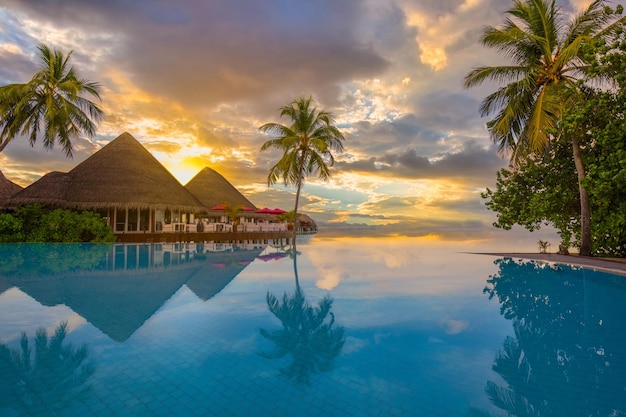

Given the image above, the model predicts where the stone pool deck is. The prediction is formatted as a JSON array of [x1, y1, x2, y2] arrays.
[[473, 252, 626, 276]]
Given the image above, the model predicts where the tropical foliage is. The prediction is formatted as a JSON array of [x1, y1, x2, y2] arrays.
[[0, 322, 95, 414], [259, 96, 345, 239], [469, 258, 626, 416], [0, 43, 103, 157], [259, 287, 345, 385], [482, 34, 626, 256], [259, 232, 344, 385], [0, 204, 115, 243], [464, 0, 625, 256]]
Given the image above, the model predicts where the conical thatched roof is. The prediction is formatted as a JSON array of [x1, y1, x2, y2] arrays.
[[5, 171, 70, 208], [185, 247, 264, 300], [0, 170, 22, 201], [185, 166, 256, 210], [7, 132, 207, 212]]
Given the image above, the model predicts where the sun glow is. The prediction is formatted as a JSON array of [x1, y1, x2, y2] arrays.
[[163, 160, 206, 185]]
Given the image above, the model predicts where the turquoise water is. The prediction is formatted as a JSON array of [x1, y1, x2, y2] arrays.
[[0, 238, 625, 416]]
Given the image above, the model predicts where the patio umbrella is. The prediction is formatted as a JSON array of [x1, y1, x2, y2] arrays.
[[256, 207, 286, 214], [211, 204, 255, 211], [257, 253, 288, 262]]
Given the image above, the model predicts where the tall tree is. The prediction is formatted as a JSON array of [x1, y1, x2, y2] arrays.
[[259, 96, 345, 242], [0, 43, 103, 158], [259, 244, 345, 385], [464, 0, 624, 256]]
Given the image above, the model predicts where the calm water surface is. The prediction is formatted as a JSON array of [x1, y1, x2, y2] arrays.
[[0, 237, 624, 416]]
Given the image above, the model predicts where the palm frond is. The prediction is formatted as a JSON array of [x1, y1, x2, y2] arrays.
[[0, 43, 102, 156], [259, 96, 345, 197]]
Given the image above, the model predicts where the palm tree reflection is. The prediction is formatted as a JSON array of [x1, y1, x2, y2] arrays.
[[469, 258, 626, 417], [0, 321, 95, 415], [260, 242, 345, 385]]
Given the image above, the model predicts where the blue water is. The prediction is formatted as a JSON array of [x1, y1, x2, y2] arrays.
[[0, 238, 625, 416]]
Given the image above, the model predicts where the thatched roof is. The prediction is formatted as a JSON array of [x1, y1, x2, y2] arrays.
[[297, 213, 317, 227], [185, 166, 257, 211], [5, 171, 71, 208], [0, 170, 22, 201], [185, 247, 264, 300], [7, 132, 207, 212]]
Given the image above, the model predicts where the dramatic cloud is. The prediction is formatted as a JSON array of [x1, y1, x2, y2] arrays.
[[0, 0, 578, 242]]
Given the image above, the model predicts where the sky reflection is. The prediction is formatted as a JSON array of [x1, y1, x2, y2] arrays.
[[2, 237, 622, 416]]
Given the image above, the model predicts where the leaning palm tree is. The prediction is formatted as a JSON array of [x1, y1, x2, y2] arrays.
[[0, 43, 103, 157], [259, 96, 345, 242], [259, 245, 344, 385], [464, 0, 624, 256]]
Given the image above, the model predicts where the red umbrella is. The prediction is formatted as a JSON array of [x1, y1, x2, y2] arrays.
[[211, 204, 255, 211], [257, 253, 288, 262], [256, 207, 286, 214]]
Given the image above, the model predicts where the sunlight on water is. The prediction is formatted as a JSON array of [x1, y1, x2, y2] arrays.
[[0, 237, 624, 416]]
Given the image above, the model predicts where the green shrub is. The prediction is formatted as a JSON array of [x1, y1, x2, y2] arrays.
[[32, 209, 115, 243], [0, 213, 23, 242], [0, 205, 115, 243]]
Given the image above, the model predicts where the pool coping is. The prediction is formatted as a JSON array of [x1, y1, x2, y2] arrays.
[[470, 252, 626, 277]]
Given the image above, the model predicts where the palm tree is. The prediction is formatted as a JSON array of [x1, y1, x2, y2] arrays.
[[463, 0, 624, 256], [259, 246, 345, 385], [0, 43, 103, 158], [222, 201, 243, 232], [0, 322, 95, 414], [259, 96, 345, 242]]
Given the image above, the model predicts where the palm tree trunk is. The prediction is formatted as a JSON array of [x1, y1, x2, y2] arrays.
[[292, 150, 305, 244], [572, 136, 592, 256], [293, 241, 300, 289]]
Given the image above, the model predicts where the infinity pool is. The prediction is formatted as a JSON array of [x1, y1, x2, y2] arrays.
[[0, 238, 624, 416]]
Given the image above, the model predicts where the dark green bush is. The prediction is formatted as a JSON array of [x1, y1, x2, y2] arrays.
[[0, 213, 24, 242], [0, 205, 115, 243]]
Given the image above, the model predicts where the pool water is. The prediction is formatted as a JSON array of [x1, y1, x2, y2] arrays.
[[0, 238, 624, 416]]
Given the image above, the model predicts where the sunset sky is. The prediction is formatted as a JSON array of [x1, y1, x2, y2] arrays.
[[0, 0, 590, 243]]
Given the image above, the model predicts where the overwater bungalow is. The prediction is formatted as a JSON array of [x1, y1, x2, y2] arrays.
[[3, 132, 295, 242]]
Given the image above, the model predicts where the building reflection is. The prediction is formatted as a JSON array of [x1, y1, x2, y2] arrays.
[[0, 242, 272, 342], [470, 258, 626, 417]]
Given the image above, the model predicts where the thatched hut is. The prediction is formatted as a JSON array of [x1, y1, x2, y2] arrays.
[[5, 171, 70, 208], [297, 213, 318, 233], [185, 167, 259, 228], [6, 132, 207, 234], [185, 167, 256, 210], [0, 170, 22, 203]]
